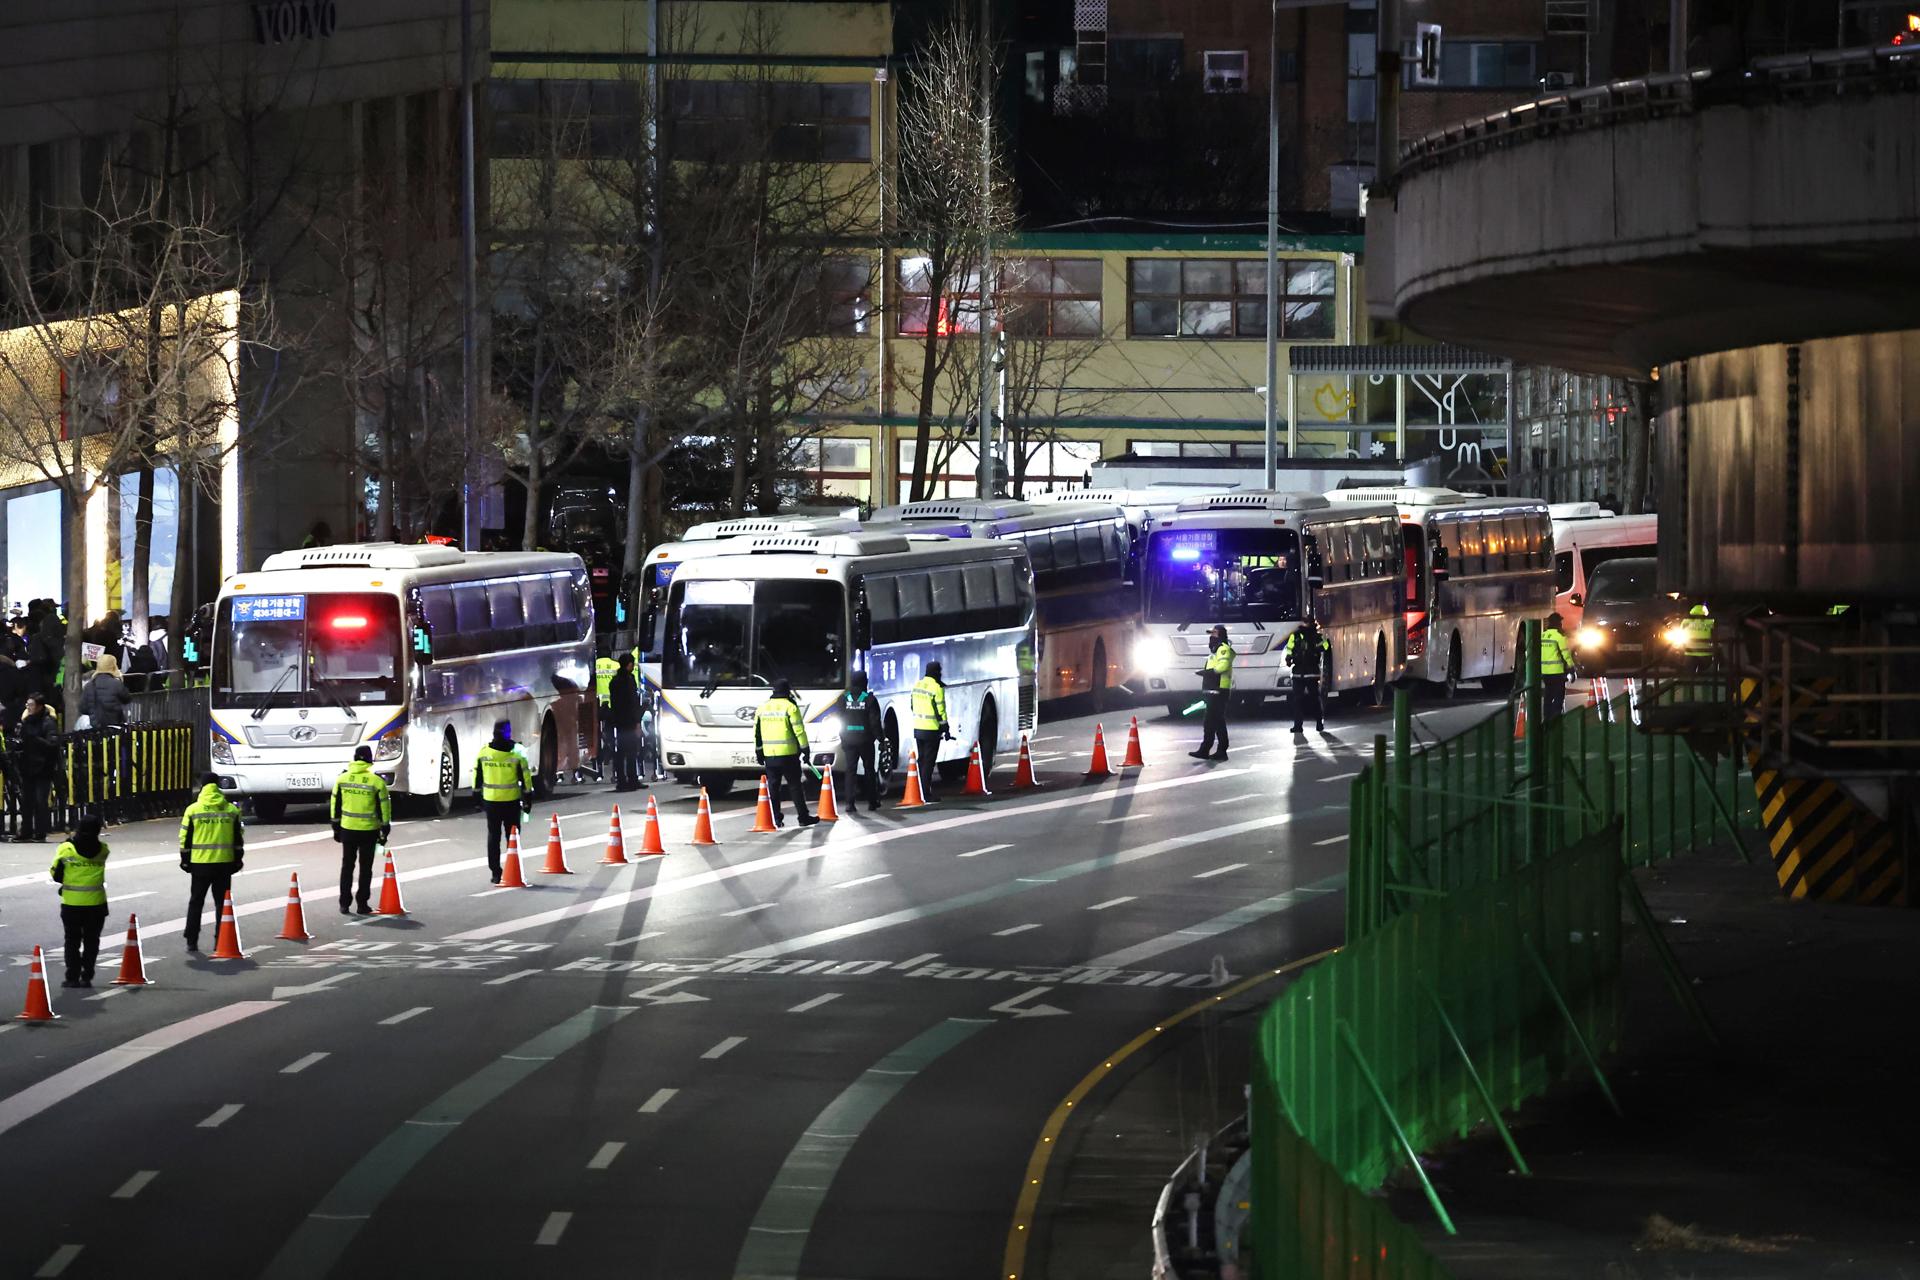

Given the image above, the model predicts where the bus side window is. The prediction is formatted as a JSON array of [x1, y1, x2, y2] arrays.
[[1050, 527, 1080, 572], [961, 562, 997, 633], [551, 573, 584, 640], [1554, 550, 1576, 593], [487, 581, 527, 651], [522, 576, 559, 646], [1457, 520, 1484, 576], [864, 575, 900, 646], [1503, 515, 1531, 573], [992, 559, 1026, 624], [929, 567, 965, 627], [1361, 520, 1389, 579], [895, 572, 935, 642], [452, 585, 488, 658], [1076, 522, 1105, 570], [1025, 531, 1054, 575], [420, 587, 457, 658]]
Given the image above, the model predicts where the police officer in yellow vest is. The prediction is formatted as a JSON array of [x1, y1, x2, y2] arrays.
[[594, 653, 620, 770], [1191, 626, 1235, 760], [50, 813, 108, 987], [179, 773, 244, 952], [474, 719, 533, 884], [755, 679, 817, 828], [1683, 602, 1714, 662], [331, 745, 392, 915], [1284, 618, 1331, 735], [910, 662, 950, 801], [1540, 612, 1573, 720]]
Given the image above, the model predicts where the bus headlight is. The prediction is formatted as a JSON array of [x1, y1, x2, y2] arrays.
[[1574, 626, 1607, 651], [211, 734, 233, 765], [1662, 622, 1692, 649], [1136, 636, 1174, 674], [374, 735, 404, 761], [818, 714, 842, 738]]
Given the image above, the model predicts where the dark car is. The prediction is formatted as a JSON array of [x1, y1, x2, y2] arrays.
[[1569, 557, 1693, 676]]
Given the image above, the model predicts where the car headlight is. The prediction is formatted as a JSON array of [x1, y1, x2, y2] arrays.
[[1662, 622, 1693, 648], [1136, 636, 1174, 674], [818, 714, 842, 737], [210, 734, 233, 765], [374, 735, 404, 761], [1574, 626, 1607, 651]]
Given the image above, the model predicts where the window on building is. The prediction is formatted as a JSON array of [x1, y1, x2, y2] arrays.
[[489, 78, 639, 160], [1109, 37, 1184, 86], [803, 257, 874, 336], [1413, 41, 1540, 89], [898, 257, 1101, 338], [792, 437, 873, 503], [1203, 51, 1248, 93], [664, 77, 870, 163], [1130, 440, 1267, 459], [894, 439, 1099, 502], [1127, 258, 1336, 341]]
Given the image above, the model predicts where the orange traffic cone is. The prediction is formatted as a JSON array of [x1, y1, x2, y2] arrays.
[[500, 828, 529, 887], [1013, 734, 1039, 789], [211, 888, 246, 959], [376, 848, 406, 916], [816, 766, 840, 821], [1122, 716, 1146, 768], [601, 805, 629, 865], [691, 788, 719, 846], [751, 775, 778, 833], [964, 742, 992, 796], [637, 796, 666, 856], [898, 751, 928, 808], [1513, 700, 1529, 741], [540, 813, 573, 874], [1085, 723, 1113, 777], [277, 872, 312, 942], [16, 945, 57, 1020], [110, 915, 151, 986]]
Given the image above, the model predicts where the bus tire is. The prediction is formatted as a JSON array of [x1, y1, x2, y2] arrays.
[[1089, 642, 1108, 713], [429, 733, 459, 818], [696, 773, 734, 799], [533, 713, 559, 799], [977, 699, 999, 775], [879, 712, 900, 796], [1370, 637, 1389, 708], [252, 796, 287, 824], [1443, 638, 1463, 701]]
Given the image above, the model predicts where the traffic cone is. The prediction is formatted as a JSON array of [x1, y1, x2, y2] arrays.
[[1013, 734, 1039, 790], [1085, 724, 1113, 778], [375, 848, 406, 916], [276, 872, 312, 942], [540, 813, 573, 874], [637, 796, 666, 855], [751, 775, 778, 833], [500, 828, 530, 887], [15, 946, 56, 1021], [816, 766, 840, 821], [898, 750, 928, 808], [1512, 700, 1528, 741], [601, 805, 629, 865], [211, 888, 246, 959], [110, 915, 151, 986], [1122, 716, 1146, 768], [964, 742, 992, 796], [691, 788, 719, 846]]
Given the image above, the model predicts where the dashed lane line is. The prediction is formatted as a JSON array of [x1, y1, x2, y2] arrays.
[[282, 1053, 330, 1075], [140, 857, 490, 945], [33, 1245, 81, 1278], [86, 989, 126, 1003], [831, 873, 891, 888], [1097, 814, 1149, 825], [1314, 833, 1349, 846], [197, 1104, 244, 1130], [638, 1088, 677, 1113], [484, 969, 541, 986], [586, 1142, 625, 1171], [788, 992, 842, 1013], [1088, 896, 1136, 911], [993, 923, 1041, 937], [0, 854, 177, 891], [535, 1211, 572, 1246], [1193, 862, 1248, 879], [388, 838, 449, 852], [892, 953, 939, 969], [1081, 873, 1347, 969], [236, 862, 298, 878], [611, 931, 665, 946], [1320, 770, 1360, 782], [110, 1171, 158, 1200], [956, 844, 1010, 859], [723, 903, 775, 918], [702, 1036, 746, 1060], [1211, 792, 1264, 805], [378, 1007, 431, 1026]]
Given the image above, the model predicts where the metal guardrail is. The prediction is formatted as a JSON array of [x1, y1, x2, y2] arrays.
[[1, 722, 198, 837]]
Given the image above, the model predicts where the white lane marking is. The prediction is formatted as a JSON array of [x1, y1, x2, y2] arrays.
[[702, 1036, 746, 1060], [198, 1104, 244, 1129], [993, 923, 1041, 937], [471, 887, 518, 898], [86, 988, 126, 1002], [236, 862, 298, 877], [1212, 792, 1264, 805], [788, 992, 842, 1013], [1084, 873, 1346, 969], [246, 830, 337, 851], [1098, 814, 1148, 825], [141, 857, 490, 944], [1031, 735, 1062, 742], [0, 853, 177, 891], [483, 969, 540, 986], [111, 890, 156, 902], [111, 1170, 158, 1199], [281, 1052, 330, 1075], [534, 1211, 572, 1246], [379, 1007, 431, 1026], [892, 952, 939, 970], [447, 769, 1257, 943], [252, 944, 277, 954], [1314, 833, 1350, 846], [34, 1245, 82, 1278], [611, 931, 665, 946], [557, 811, 604, 820], [831, 873, 891, 888], [956, 844, 1010, 859], [1194, 862, 1249, 879], [389, 838, 449, 851], [722, 903, 774, 918], [0, 1003, 278, 1140], [1088, 896, 1136, 911], [586, 1141, 625, 1170], [638, 1088, 678, 1113], [1321, 770, 1360, 781]]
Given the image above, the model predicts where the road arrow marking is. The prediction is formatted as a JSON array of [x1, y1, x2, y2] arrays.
[[271, 973, 355, 1000], [629, 976, 709, 1005], [988, 986, 1069, 1019]]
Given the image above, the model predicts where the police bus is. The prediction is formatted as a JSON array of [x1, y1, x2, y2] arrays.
[[657, 529, 1036, 794], [1026, 487, 1210, 583], [868, 499, 1135, 707], [1326, 487, 1556, 698], [208, 543, 597, 821], [1132, 491, 1405, 713]]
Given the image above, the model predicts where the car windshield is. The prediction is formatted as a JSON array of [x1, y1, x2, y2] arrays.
[[1144, 528, 1301, 624], [1588, 559, 1660, 603], [663, 578, 845, 689], [212, 592, 404, 709]]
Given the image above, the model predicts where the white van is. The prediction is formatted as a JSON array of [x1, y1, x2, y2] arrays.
[[1550, 504, 1658, 631]]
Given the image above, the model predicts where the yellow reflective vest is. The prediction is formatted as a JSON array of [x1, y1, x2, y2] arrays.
[[755, 696, 808, 758], [1540, 627, 1572, 676], [475, 744, 532, 804], [1684, 604, 1714, 655], [52, 840, 108, 907], [180, 784, 243, 864], [910, 676, 947, 732], [1205, 642, 1236, 691], [594, 656, 619, 703], [331, 760, 392, 832]]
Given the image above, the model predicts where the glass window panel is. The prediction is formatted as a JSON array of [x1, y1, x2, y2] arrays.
[[899, 256, 934, 295], [1131, 299, 1177, 336], [962, 562, 999, 611], [522, 578, 557, 626], [1472, 44, 1503, 86], [1235, 260, 1267, 296], [552, 575, 580, 626], [1441, 45, 1471, 85], [820, 438, 869, 470], [1129, 259, 1179, 295], [1002, 300, 1048, 337], [453, 585, 488, 634], [1283, 300, 1333, 339], [1181, 300, 1232, 336], [1132, 441, 1181, 457], [1054, 259, 1102, 295], [1000, 258, 1044, 292], [1504, 43, 1535, 86], [818, 125, 869, 162], [1236, 302, 1267, 338], [1348, 78, 1376, 122], [895, 572, 934, 622], [898, 299, 931, 336], [1183, 260, 1231, 295], [1052, 298, 1101, 336], [1285, 260, 1336, 297], [820, 83, 870, 120]]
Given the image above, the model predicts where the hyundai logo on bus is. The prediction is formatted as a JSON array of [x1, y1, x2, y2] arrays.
[[289, 725, 317, 743], [735, 706, 757, 723]]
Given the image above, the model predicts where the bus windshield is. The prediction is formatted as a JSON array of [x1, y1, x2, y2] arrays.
[[213, 592, 404, 710], [663, 578, 845, 689], [1145, 529, 1302, 624]]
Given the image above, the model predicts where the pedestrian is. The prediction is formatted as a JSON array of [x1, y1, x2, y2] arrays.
[[594, 651, 620, 776], [1284, 618, 1330, 735], [330, 745, 391, 915], [754, 679, 817, 828], [29, 610, 63, 700], [909, 661, 949, 800], [50, 813, 109, 987], [178, 773, 244, 952], [835, 669, 883, 811], [13, 692, 58, 843], [1191, 625, 1235, 760], [608, 652, 643, 791], [1540, 612, 1572, 720], [473, 719, 532, 884]]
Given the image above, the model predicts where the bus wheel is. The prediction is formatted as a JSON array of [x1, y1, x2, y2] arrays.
[[430, 734, 458, 818], [1089, 642, 1109, 713], [977, 700, 999, 775], [533, 714, 559, 799], [1444, 640, 1463, 701], [252, 796, 287, 824], [696, 774, 735, 799], [1370, 637, 1390, 708], [878, 713, 900, 796]]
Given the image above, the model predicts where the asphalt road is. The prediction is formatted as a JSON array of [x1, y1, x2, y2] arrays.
[[0, 691, 1502, 1279]]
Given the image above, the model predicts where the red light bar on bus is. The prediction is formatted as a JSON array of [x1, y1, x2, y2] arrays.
[[329, 615, 369, 631]]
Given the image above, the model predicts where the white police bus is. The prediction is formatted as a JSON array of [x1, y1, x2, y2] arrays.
[[657, 530, 1036, 793], [208, 543, 597, 821], [1132, 491, 1405, 713]]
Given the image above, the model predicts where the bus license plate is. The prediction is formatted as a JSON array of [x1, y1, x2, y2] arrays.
[[288, 774, 322, 790], [730, 752, 758, 768]]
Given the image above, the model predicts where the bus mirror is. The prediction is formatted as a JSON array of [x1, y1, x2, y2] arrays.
[[1302, 533, 1324, 590], [853, 601, 873, 651], [1568, 592, 1582, 608], [1431, 544, 1449, 581], [411, 622, 435, 666]]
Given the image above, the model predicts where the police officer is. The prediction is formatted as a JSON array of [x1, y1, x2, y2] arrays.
[[331, 745, 391, 915], [594, 651, 620, 774], [1284, 618, 1331, 735], [1191, 626, 1234, 760], [179, 773, 244, 952], [1683, 602, 1715, 667], [910, 662, 950, 800], [836, 670, 883, 811], [608, 653, 644, 791], [1540, 612, 1573, 720], [51, 813, 108, 987], [755, 679, 817, 828], [473, 719, 533, 883]]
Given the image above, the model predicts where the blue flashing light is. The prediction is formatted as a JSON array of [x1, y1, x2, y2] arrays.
[[1170, 546, 1202, 562]]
